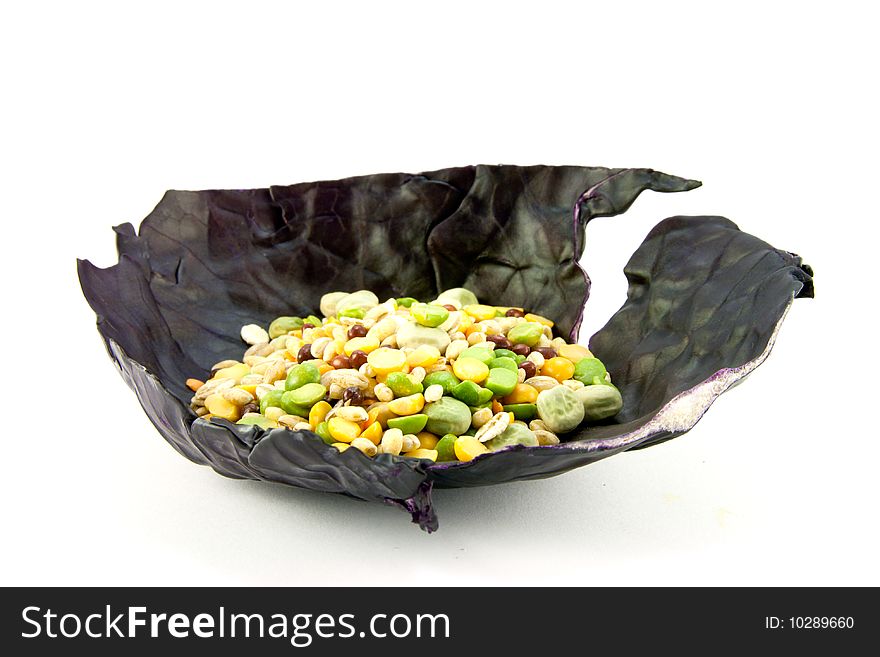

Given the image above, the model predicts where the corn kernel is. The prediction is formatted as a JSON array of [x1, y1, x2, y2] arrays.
[[463, 304, 497, 321], [204, 393, 241, 422], [367, 347, 408, 375], [405, 448, 438, 461], [327, 417, 362, 443], [454, 436, 489, 462], [542, 357, 576, 383], [502, 384, 539, 405], [491, 399, 504, 414], [407, 345, 441, 368], [186, 378, 204, 392], [558, 343, 593, 363], [387, 393, 425, 416], [344, 336, 380, 355], [332, 442, 350, 452], [415, 431, 439, 450], [452, 357, 489, 383], [365, 405, 381, 425], [236, 384, 258, 397], [309, 400, 332, 428], [360, 421, 384, 445]]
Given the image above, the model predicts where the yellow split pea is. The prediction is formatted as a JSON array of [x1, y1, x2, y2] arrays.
[[524, 313, 554, 328], [387, 393, 425, 416], [462, 304, 497, 321], [368, 348, 407, 375], [344, 336, 380, 355], [204, 394, 240, 422], [452, 357, 489, 383], [558, 343, 592, 363], [407, 345, 441, 368]]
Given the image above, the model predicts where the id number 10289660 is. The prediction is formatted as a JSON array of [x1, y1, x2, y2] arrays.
[[790, 617, 854, 629], [765, 616, 855, 630]]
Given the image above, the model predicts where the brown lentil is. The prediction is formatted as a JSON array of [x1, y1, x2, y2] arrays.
[[347, 324, 368, 339], [349, 349, 369, 370], [486, 334, 512, 350], [343, 386, 363, 405], [511, 343, 531, 357], [297, 344, 313, 363]]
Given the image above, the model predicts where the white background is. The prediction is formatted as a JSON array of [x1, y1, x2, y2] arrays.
[[2, 1, 877, 586]]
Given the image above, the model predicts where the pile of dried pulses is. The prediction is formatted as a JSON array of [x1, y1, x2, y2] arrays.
[[187, 288, 622, 463]]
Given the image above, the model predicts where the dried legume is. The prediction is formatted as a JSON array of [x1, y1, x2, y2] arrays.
[[187, 287, 622, 461]]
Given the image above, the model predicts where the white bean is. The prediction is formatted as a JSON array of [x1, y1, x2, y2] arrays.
[[375, 383, 394, 402], [474, 412, 511, 443], [472, 407, 493, 428], [336, 406, 369, 423], [445, 339, 469, 361], [379, 428, 403, 455], [241, 324, 270, 345], [402, 434, 421, 452], [254, 383, 275, 400], [351, 437, 378, 457], [424, 384, 444, 403], [467, 332, 486, 345], [310, 337, 332, 359]]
